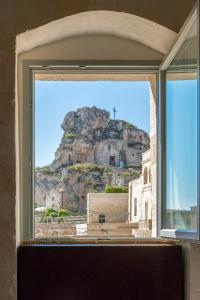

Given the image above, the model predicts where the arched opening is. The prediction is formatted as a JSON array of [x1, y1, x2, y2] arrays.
[[144, 167, 148, 185], [16, 10, 177, 241]]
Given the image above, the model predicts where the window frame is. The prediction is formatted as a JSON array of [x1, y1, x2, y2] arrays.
[[159, 5, 200, 240], [19, 60, 159, 241]]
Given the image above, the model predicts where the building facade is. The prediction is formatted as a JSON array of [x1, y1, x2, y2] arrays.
[[128, 149, 153, 237]]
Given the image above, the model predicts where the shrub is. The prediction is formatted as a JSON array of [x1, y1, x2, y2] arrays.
[[59, 208, 71, 217], [64, 133, 78, 139], [126, 123, 135, 129], [105, 185, 128, 193], [43, 208, 59, 217], [42, 207, 76, 218], [69, 163, 104, 173]]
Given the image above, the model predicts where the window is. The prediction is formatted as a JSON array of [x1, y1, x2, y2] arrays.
[[145, 202, 148, 220], [109, 156, 116, 166], [149, 167, 151, 183], [99, 214, 106, 224], [134, 198, 137, 216], [31, 71, 157, 240], [143, 167, 148, 184], [160, 8, 198, 239]]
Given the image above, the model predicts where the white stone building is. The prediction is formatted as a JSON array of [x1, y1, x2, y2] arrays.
[[128, 149, 153, 237], [128, 86, 157, 238], [128, 148, 157, 237]]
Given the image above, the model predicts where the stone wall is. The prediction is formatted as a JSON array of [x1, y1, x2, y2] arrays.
[[35, 216, 87, 237], [87, 193, 129, 224], [87, 223, 133, 237]]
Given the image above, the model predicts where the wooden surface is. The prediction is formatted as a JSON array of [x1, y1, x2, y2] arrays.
[[18, 244, 183, 300]]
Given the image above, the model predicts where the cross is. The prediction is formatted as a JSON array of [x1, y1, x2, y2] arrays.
[[113, 106, 117, 120]]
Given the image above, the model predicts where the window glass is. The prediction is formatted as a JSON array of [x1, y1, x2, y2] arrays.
[[165, 20, 198, 231], [34, 75, 157, 239]]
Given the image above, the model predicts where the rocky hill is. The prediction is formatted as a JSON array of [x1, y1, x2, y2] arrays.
[[35, 106, 149, 213]]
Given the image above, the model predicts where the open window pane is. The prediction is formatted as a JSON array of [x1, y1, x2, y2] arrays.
[[34, 73, 157, 239], [164, 19, 198, 234]]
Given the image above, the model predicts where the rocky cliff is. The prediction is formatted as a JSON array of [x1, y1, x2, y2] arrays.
[[35, 106, 149, 213]]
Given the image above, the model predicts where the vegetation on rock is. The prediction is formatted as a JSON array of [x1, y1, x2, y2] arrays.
[[38, 166, 55, 175], [105, 185, 128, 193], [68, 163, 105, 173], [64, 133, 79, 139], [126, 122, 136, 129]]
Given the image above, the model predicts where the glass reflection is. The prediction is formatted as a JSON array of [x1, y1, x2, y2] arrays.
[[165, 20, 197, 231]]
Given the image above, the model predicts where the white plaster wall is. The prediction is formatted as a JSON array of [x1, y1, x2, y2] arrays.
[[16, 11, 177, 55], [129, 178, 142, 223]]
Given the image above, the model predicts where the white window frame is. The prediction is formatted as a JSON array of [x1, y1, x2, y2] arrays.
[[19, 62, 159, 241], [159, 5, 199, 240]]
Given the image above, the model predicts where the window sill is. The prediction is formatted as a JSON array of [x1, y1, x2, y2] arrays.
[[21, 238, 176, 246], [160, 229, 197, 240]]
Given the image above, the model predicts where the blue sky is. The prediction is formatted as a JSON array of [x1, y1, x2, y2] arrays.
[[35, 80, 150, 167]]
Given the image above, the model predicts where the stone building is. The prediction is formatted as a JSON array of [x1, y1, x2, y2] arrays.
[[87, 193, 134, 237], [128, 149, 153, 237], [128, 87, 157, 238]]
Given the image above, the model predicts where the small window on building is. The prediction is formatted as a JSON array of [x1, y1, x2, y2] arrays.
[[134, 198, 137, 216], [99, 214, 106, 224], [68, 154, 71, 161], [145, 202, 148, 220], [144, 167, 148, 184], [149, 167, 151, 183], [108, 144, 111, 151], [109, 155, 115, 166]]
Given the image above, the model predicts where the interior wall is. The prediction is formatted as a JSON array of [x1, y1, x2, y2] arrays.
[[0, 1, 197, 299], [19, 34, 164, 61]]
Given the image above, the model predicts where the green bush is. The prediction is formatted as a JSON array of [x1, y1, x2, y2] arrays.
[[105, 185, 128, 193], [64, 133, 78, 139], [59, 208, 71, 217], [69, 163, 104, 173], [42, 207, 77, 218], [43, 208, 59, 217], [126, 123, 135, 129]]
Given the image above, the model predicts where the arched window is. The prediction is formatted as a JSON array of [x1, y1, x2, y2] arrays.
[[145, 202, 148, 220], [149, 167, 151, 183], [144, 167, 148, 184], [134, 198, 137, 217]]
